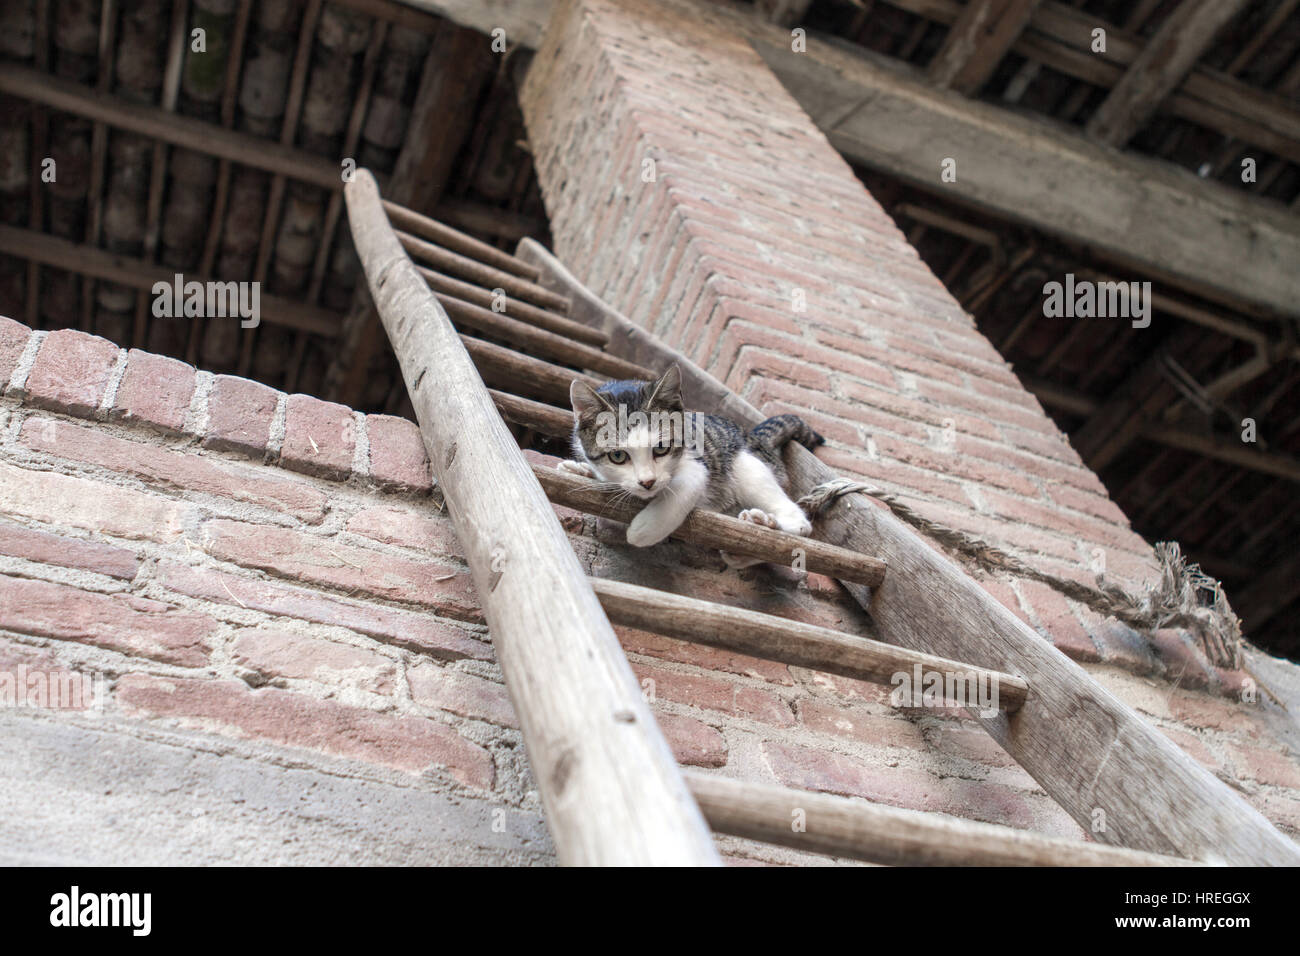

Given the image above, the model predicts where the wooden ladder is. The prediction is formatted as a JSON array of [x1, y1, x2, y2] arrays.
[[343, 170, 1299, 867]]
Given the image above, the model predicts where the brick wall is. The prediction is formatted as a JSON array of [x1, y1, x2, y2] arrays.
[[1, 319, 1297, 863]]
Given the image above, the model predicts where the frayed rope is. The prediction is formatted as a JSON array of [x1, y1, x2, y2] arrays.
[[798, 478, 1242, 670]]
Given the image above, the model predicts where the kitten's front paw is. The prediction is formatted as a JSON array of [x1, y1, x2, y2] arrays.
[[720, 550, 764, 569], [557, 459, 597, 479], [738, 508, 780, 529], [626, 509, 676, 546]]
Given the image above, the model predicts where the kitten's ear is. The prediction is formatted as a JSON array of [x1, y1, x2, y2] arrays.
[[648, 364, 684, 410], [570, 379, 612, 425]]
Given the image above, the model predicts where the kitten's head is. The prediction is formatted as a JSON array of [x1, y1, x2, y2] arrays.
[[570, 365, 687, 500]]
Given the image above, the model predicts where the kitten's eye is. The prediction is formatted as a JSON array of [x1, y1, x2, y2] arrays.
[[606, 450, 629, 464], [652, 444, 673, 458]]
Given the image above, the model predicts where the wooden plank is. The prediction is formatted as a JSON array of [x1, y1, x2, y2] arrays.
[[1235, 555, 1300, 632], [0, 64, 342, 190], [396, 230, 569, 311], [436, 291, 649, 379], [418, 265, 608, 346], [386, 201, 541, 281], [344, 170, 719, 866], [463, 335, 601, 405], [489, 388, 572, 436], [534, 465, 888, 588], [747, 34, 1300, 321], [686, 773, 1194, 866], [518, 238, 1300, 865], [1085, 0, 1250, 147], [0, 225, 340, 338], [590, 577, 1026, 709], [755, 0, 814, 27], [927, 0, 1043, 95]]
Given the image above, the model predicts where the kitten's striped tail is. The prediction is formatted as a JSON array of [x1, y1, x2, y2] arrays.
[[746, 414, 824, 455]]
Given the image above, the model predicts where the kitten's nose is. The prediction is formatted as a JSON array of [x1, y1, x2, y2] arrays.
[[639, 478, 655, 489]]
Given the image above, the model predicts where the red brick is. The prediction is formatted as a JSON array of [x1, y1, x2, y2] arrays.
[[0, 315, 31, 389], [0, 522, 139, 579], [23, 329, 120, 417], [199, 519, 481, 621], [0, 460, 187, 542], [1158, 726, 1221, 771], [762, 741, 1036, 829], [408, 664, 517, 728], [1168, 689, 1259, 735], [204, 375, 279, 458], [110, 349, 195, 434], [0, 638, 101, 712], [616, 624, 794, 685], [1150, 629, 1214, 689], [797, 698, 926, 749], [632, 662, 794, 726], [0, 575, 214, 666], [231, 628, 397, 694], [345, 506, 462, 557], [116, 674, 494, 786], [1017, 580, 1100, 662], [281, 393, 356, 481], [366, 414, 432, 494], [22, 418, 328, 523], [655, 711, 728, 768], [1226, 742, 1300, 789], [155, 560, 491, 661]]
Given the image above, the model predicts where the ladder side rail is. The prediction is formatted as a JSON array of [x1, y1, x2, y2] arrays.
[[345, 171, 720, 866]]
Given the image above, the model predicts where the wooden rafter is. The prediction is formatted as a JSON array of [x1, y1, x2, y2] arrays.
[[1085, 0, 1251, 147], [927, 0, 1042, 95]]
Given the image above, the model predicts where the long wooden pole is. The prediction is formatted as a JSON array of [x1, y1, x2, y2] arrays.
[[686, 773, 1194, 866], [591, 577, 1026, 709], [344, 171, 719, 866]]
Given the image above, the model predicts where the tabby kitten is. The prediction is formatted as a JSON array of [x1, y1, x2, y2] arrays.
[[559, 365, 823, 553]]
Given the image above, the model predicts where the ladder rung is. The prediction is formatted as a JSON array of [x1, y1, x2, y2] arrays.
[[463, 335, 602, 406], [591, 577, 1027, 710], [489, 389, 572, 437], [437, 291, 652, 381], [383, 199, 542, 281], [534, 464, 887, 588], [417, 265, 608, 346], [396, 229, 570, 313], [685, 773, 1196, 867]]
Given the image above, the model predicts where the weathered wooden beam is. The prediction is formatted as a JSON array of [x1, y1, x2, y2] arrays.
[[344, 170, 719, 866], [519, 238, 1300, 864], [435, 290, 651, 379], [927, 0, 1043, 95], [417, 265, 607, 346], [1085, 0, 1250, 147], [750, 34, 1300, 320], [488, 388, 572, 436], [0, 64, 341, 190], [685, 772, 1194, 866], [534, 465, 888, 588], [1235, 554, 1300, 631], [464, 335, 601, 405], [396, 230, 569, 311], [0, 225, 340, 337], [591, 577, 1026, 709], [755, 0, 814, 28]]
